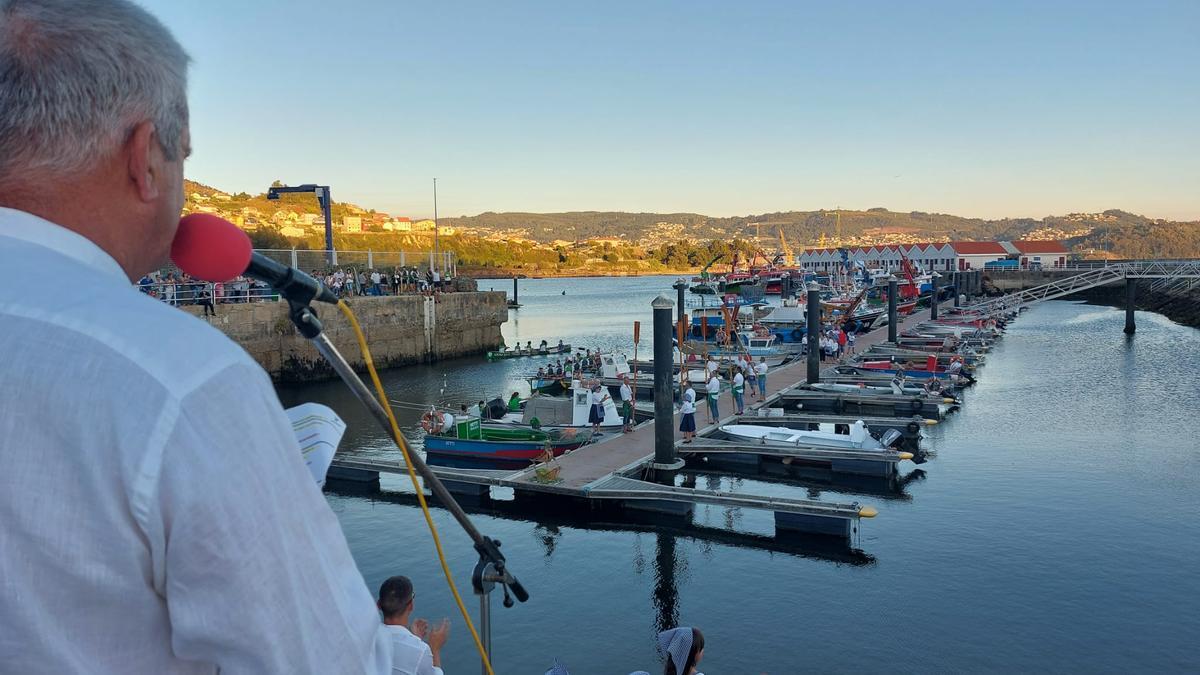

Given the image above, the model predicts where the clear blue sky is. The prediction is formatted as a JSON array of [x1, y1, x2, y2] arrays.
[[144, 0, 1199, 220]]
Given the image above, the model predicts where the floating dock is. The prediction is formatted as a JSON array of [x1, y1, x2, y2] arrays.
[[329, 300, 957, 540]]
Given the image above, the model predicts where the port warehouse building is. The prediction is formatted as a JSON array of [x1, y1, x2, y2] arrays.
[[797, 240, 1069, 272]]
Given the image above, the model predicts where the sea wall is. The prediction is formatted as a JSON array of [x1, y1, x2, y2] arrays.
[[983, 271, 1200, 329], [985, 270, 1075, 292], [180, 291, 508, 382]]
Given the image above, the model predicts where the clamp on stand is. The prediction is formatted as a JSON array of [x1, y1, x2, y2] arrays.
[[471, 540, 519, 675]]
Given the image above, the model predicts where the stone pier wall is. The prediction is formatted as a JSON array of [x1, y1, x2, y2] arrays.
[[181, 292, 508, 383]]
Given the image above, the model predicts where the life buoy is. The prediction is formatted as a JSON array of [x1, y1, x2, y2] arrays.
[[421, 410, 446, 434]]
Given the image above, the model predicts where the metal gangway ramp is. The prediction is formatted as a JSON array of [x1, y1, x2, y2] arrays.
[[962, 260, 1200, 314]]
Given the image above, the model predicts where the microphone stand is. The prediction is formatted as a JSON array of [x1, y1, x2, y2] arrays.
[[283, 297, 527, 663]]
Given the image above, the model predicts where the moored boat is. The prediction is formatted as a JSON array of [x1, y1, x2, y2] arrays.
[[423, 416, 592, 465], [719, 421, 903, 451]]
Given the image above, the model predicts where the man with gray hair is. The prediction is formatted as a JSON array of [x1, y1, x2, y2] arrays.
[[0, 1, 391, 672]]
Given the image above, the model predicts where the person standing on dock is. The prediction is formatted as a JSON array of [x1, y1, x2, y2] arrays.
[[732, 368, 746, 415], [755, 357, 768, 400], [837, 327, 848, 359], [742, 359, 757, 399], [0, 1, 394, 671], [377, 576, 450, 675], [589, 384, 609, 435], [679, 387, 697, 443], [705, 371, 721, 423], [618, 374, 634, 433]]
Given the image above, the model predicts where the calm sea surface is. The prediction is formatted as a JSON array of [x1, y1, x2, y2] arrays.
[[279, 276, 1200, 674]]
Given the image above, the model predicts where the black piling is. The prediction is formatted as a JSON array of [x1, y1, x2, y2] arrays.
[[652, 295, 682, 469], [806, 282, 821, 384], [887, 277, 898, 343], [1124, 278, 1136, 335], [673, 279, 688, 327], [512, 277, 519, 305], [953, 272, 961, 308], [930, 275, 940, 320]]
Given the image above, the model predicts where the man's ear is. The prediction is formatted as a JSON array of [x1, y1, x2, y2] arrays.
[[125, 120, 160, 203]]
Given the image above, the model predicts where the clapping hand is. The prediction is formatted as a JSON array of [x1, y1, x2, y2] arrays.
[[410, 618, 429, 639], [428, 618, 450, 652]]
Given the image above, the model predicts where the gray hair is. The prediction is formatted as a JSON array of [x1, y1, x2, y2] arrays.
[[0, 0, 190, 181]]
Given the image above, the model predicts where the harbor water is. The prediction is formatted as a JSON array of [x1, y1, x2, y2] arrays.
[[278, 276, 1200, 673]]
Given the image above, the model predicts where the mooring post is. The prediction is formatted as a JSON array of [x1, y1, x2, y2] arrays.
[[1124, 277, 1136, 335], [673, 279, 688, 327], [953, 272, 961, 308], [806, 281, 821, 384], [512, 277, 518, 306], [930, 274, 940, 320], [887, 276, 898, 344], [651, 295, 684, 469]]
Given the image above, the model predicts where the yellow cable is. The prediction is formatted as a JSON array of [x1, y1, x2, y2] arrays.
[[337, 300, 495, 675]]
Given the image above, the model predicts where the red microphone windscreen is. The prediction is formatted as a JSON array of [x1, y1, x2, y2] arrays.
[[171, 213, 253, 282]]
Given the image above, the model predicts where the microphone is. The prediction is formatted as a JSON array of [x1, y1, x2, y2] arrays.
[[171, 213, 338, 305]]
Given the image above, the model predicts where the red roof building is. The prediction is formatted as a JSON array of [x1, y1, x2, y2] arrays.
[[1010, 240, 1068, 268]]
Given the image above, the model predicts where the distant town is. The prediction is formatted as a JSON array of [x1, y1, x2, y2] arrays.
[[182, 180, 1199, 274]]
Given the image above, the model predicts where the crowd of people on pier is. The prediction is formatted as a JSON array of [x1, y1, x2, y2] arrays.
[[133, 265, 456, 314], [320, 265, 456, 298], [816, 324, 855, 361]]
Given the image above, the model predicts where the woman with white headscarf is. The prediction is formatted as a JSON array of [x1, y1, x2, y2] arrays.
[[658, 626, 705, 675], [678, 386, 697, 443]]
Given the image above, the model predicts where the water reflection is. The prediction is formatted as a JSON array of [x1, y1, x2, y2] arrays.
[[327, 480, 876, 569], [685, 466, 927, 502]]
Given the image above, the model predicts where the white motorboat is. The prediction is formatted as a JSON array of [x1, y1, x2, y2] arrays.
[[807, 381, 939, 398], [719, 421, 902, 450]]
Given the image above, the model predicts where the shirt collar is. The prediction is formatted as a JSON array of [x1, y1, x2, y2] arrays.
[[0, 207, 130, 283]]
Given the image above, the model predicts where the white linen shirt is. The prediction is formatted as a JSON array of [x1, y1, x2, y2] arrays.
[[619, 382, 633, 402], [0, 208, 391, 673], [384, 624, 443, 675]]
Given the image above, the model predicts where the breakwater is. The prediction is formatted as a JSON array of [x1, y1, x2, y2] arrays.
[[181, 292, 508, 383]]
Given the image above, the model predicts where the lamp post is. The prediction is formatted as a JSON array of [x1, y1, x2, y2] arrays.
[[439, 177, 444, 277]]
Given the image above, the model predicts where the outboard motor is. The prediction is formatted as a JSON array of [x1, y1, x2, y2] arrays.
[[485, 397, 507, 420], [880, 428, 903, 448]]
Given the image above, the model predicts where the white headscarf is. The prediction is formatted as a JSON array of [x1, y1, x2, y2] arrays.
[[657, 627, 694, 673], [683, 387, 696, 403]]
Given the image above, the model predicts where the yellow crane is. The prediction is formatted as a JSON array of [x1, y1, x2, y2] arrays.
[[777, 226, 794, 265]]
